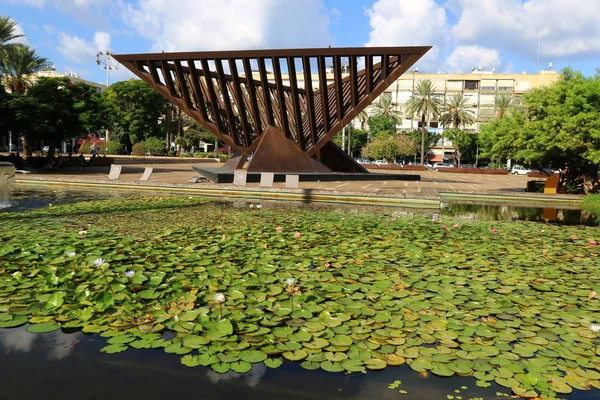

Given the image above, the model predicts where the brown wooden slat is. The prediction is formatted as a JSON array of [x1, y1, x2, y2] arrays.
[[271, 57, 290, 139], [383, 54, 389, 79], [242, 58, 263, 135], [173, 60, 193, 109], [187, 59, 209, 121], [228, 58, 252, 147], [148, 60, 162, 86]]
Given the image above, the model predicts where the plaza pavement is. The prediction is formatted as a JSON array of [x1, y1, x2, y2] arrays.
[[11, 156, 584, 208]]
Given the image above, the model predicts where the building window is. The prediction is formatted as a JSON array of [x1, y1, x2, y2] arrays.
[[481, 86, 495, 91], [498, 86, 513, 91], [465, 80, 479, 90]]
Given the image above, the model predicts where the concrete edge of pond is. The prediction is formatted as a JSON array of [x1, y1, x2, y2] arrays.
[[14, 178, 441, 209]]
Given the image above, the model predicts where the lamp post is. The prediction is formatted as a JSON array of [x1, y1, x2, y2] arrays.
[[96, 50, 119, 88], [96, 51, 118, 142]]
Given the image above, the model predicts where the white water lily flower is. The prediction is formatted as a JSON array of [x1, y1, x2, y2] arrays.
[[93, 258, 105, 267], [78, 230, 87, 235], [591, 324, 600, 333], [285, 278, 295, 286], [66, 252, 76, 257], [214, 293, 225, 303], [256, 204, 262, 209], [125, 270, 135, 278]]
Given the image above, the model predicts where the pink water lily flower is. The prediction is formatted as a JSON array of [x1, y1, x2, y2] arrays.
[[590, 241, 597, 246], [275, 226, 282, 232], [452, 224, 458, 229], [542, 249, 548, 255], [491, 228, 497, 233], [589, 291, 597, 300], [294, 232, 301, 239], [441, 226, 447, 231]]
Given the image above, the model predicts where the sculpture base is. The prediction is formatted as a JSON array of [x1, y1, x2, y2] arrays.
[[192, 166, 420, 184]]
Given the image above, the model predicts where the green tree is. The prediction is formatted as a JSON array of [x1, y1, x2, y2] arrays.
[[367, 115, 396, 137], [0, 44, 48, 94], [439, 94, 475, 129], [405, 129, 440, 163], [370, 93, 401, 123], [362, 134, 416, 162], [478, 111, 525, 162], [104, 79, 168, 150], [405, 79, 440, 165], [494, 94, 513, 119], [332, 126, 368, 156], [444, 128, 478, 167]]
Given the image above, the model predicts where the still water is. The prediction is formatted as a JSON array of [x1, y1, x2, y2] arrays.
[[4, 325, 595, 400]]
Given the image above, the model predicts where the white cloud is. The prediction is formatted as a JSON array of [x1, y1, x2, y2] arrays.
[[451, 0, 600, 59], [445, 46, 502, 72], [118, 0, 333, 52], [57, 31, 112, 64], [1, 0, 46, 7], [365, 0, 449, 69]]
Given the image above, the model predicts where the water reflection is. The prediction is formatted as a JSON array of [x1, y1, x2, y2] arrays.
[[442, 203, 598, 226], [0, 326, 83, 360], [206, 363, 266, 387]]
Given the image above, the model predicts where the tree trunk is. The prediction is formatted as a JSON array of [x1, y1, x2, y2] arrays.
[[420, 114, 426, 165]]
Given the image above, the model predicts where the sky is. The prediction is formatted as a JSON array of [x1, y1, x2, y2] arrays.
[[1, 0, 599, 87]]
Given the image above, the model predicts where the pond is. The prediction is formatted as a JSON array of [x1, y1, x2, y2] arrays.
[[1, 189, 600, 399]]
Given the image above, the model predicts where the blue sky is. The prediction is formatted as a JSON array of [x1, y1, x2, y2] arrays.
[[1, 0, 598, 87]]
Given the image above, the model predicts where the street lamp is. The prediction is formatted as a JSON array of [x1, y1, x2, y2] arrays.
[[96, 50, 119, 87]]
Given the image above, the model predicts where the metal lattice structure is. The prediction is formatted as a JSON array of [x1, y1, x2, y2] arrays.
[[114, 46, 430, 173]]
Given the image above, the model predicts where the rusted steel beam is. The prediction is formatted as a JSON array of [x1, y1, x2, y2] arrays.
[[173, 60, 193, 109], [160, 60, 177, 96], [349, 55, 358, 107], [365, 55, 373, 95], [317, 56, 331, 133], [333, 55, 344, 124], [257, 58, 275, 126], [228, 58, 252, 147], [302, 56, 318, 149], [187, 59, 209, 121], [200, 59, 225, 132], [286, 57, 305, 150], [241, 58, 263, 135], [271, 57, 290, 139], [116, 46, 432, 61], [214, 59, 239, 143]]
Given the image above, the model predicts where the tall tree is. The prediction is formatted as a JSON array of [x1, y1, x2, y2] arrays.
[[405, 79, 440, 164], [362, 134, 416, 163], [494, 94, 513, 119], [370, 93, 401, 123], [367, 115, 397, 138], [444, 128, 478, 167], [0, 43, 48, 93], [104, 79, 169, 150], [0, 16, 22, 47], [439, 94, 475, 129]]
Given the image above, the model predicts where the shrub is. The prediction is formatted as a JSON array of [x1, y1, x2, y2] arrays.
[[132, 142, 145, 156], [193, 151, 214, 158], [106, 142, 127, 155], [215, 151, 232, 160], [144, 137, 166, 156]]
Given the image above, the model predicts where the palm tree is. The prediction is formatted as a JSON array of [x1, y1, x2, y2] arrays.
[[370, 93, 402, 123], [0, 16, 23, 47], [0, 44, 48, 93], [357, 110, 368, 130], [405, 79, 440, 164], [439, 94, 475, 129], [494, 94, 513, 119]]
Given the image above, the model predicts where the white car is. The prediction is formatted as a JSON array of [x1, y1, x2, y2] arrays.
[[511, 165, 531, 175], [433, 162, 453, 171]]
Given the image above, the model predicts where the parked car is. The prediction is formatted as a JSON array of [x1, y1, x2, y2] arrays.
[[511, 165, 531, 175], [461, 164, 476, 169], [433, 162, 453, 171], [374, 160, 388, 165]]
